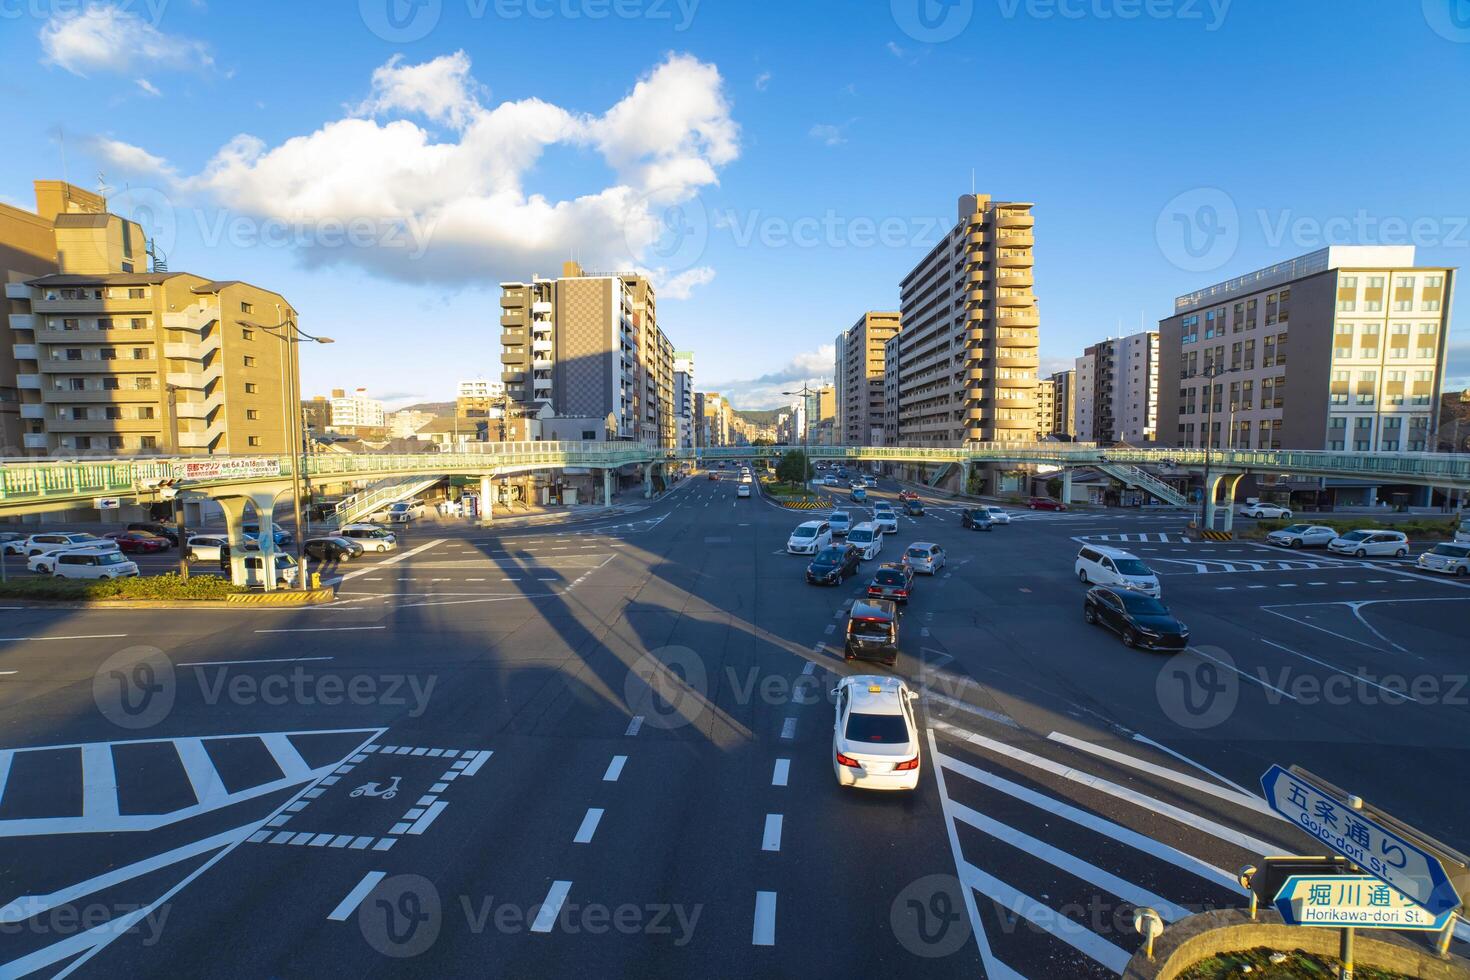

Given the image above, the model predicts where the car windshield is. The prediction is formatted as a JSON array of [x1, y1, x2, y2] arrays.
[[830, 512, 849, 522], [814, 548, 846, 563], [849, 530, 872, 543], [98, 552, 127, 565], [67, 534, 101, 543], [849, 617, 891, 637], [1279, 524, 1308, 533], [1430, 544, 1470, 557], [1117, 593, 1168, 615], [905, 548, 928, 559], [845, 711, 909, 744], [1113, 559, 1152, 576], [1340, 530, 1370, 541], [791, 527, 816, 538], [874, 570, 905, 585]]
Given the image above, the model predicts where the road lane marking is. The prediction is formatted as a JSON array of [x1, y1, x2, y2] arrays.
[[1047, 732, 1272, 816], [531, 881, 572, 933], [1259, 638, 1423, 703], [253, 626, 386, 634], [761, 814, 783, 852], [625, 715, 644, 736], [772, 759, 789, 786], [603, 755, 626, 782], [328, 871, 388, 921], [780, 718, 796, 740], [1187, 645, 1298, 701], [0, 634, 127, 642], [752, 891, 777, 946], [574, 808, 604, 843]]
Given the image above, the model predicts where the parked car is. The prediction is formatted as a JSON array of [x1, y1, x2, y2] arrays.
[[903, 498, 925, 516], [842, 599, 901, 667], [338, 524, 399, 553], [22, 533, 114, 557], [185, 534, 243, 562], [242, 523, 294, 547], [866, 562, 914, 604], [806, 544, 862, 586], [1074, 545, 1162, 597], [786, 521, 833, 556], [960, 508, 994, 531], [707, 471, 720, 481], [126, 522, 179, 546], [1027, 496, 1067, 511], [103, 530, 171, 554], [1417, 543, 1470, 577], [0, 532, 27, 555], [304, 536, 364, 562], [831, 675, 921, 791], [736, 484, 752, 498], [898, 490, 919, 502], [902, 542, 946, 575], [846, 522, 883, 560], [1266, 524, 1338, 549], [828, 510, 852, 536], [1240, 502, 1293, 519], [1083, 587, 1189, 650], [1328, 529, 1409, 558], [47, 549, 139, 580]]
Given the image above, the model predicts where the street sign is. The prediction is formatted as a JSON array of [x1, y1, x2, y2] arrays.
[[1249, 856, 1352, 903], [1261, 765, 1462, 916], [1274, 875, 1455, 931], [171, 457, 283, 481], [95, 497, 121, 510]]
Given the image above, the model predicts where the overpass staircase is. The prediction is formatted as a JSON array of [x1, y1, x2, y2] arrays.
[[324, 476, 444, 527], [1095, 461, 1189, 507]]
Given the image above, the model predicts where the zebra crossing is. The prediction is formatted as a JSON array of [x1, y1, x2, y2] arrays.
[[927, 718, 1307, 978], [1147, 555, 1378, 576]]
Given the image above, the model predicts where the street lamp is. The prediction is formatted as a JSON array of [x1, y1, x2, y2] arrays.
[[783, 381, 823, 491], [256, 314, 333, 588], [1198, 365, 1239, 528]]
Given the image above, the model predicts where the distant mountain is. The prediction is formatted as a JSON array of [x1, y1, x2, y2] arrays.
[[396, 401, 455, 416], [731, 408, 783, 426]]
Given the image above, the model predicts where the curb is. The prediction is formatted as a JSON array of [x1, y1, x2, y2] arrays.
[[0, 588, 337, 610]]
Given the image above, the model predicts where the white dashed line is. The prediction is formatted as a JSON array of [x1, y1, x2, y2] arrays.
[[573, 808, 604, 844], [772, 759, 790, 786], [780, 718, 797, 740], [531, 881, 573, 933], [603, 755, 627, 782], [625, 715, 644, 736], [762, 814, 783, 852], [752, 891, 777, 946]]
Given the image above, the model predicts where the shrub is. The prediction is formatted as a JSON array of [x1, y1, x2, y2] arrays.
[[1249, 517, 1456, 539], [0, 573, 244, 602]]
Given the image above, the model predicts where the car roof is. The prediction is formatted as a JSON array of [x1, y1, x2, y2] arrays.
[[849, 521, 877, 531], [850, 598, 896, 619], [829, 510, 850, 517], [796, 520, 825, 529], [838, 675, 907, 714], [1082, 544, 1139, 558], [906, 541, 937, 550]]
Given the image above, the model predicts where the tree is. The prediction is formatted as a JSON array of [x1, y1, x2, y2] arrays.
[[1046, 476, 1063, 498], [752, 436, 775, 447], [776, 449, 811, 486]]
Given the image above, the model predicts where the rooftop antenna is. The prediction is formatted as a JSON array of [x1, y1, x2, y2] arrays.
[[970, 168, 975, 195], [96, 171, 111, 207], [56, 126, 69, 185]]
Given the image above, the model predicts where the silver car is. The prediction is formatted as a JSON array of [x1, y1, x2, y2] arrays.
[[902, 541, 946, 575], [1265, 524, 1337, 549]]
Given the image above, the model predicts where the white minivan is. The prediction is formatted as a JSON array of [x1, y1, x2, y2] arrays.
[[242, 553, 300, 587], [787, 521, 832, 555], [1328, 529, 1409, 558], [846, 523, 884, 561], [1075, 545, 1161, 597], [50, 549, 139, 580]]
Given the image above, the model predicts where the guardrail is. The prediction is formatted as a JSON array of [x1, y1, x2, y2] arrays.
[[4, 443, 1468, 512]]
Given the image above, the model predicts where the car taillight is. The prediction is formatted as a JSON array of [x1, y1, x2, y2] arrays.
[[894, 589, 907, 597], [895, 756, 919, 771], [836, 751, 861, 768]]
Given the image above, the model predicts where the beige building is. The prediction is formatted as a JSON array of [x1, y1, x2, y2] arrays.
[[1159, 246, 1454, 454], [696, 390, 732, 447], [500, 262, 676, 446], [1035, 377, 1056, 440], [3, 180, 297, 457], [836, 311, 901, 445], [1048, 368, 1076, 438], [882, 331, 901, 445], [897, 194, 1039, 446]]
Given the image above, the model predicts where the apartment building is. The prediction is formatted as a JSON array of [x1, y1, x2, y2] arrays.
[[696, 390, 731, 447], [1035, 377, 1056, 440], [674, 351, 695, 449], [4, 180, 296, 456], [329, 388, 386, 432], [807, 383, 836, 445], [835, 311, 901, 446], [499, 262, 676, 445], [882, 332, 901, 446], [897, 194, 1039, 448], [1048, 368, 1076, 438], [1073, 331, 1159, 444], [1158, 246, 1454, 455]]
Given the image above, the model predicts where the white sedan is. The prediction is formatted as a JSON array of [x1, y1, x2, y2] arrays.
[[831, 675, 921, 791], [736, 484, 751, 498], [1240, 503, 1293, 519], [983, 506, 1012, 525], [1265, 524, 1337, 549]]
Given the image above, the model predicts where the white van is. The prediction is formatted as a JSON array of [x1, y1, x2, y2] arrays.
[[846, 523, 883, 561], [1417, 543, 1470, 577], [50, 549, 139, 580], [787, 520, 832, 555], [1075, 545, 1161, 597], [1328, 530, 1409, 558], [339, 524, 399, 553], [242, 553, 300, 587]]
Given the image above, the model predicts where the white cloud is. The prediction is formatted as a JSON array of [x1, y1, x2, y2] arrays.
[[134, 77, 161, 97], [649, 266, 716, 300], [886, 41, 906, 58], [355, 51, 483, 131], [754, 71, 771, 91], [808, 123, 847, 147], [40, 4, 213, 77], [91, 136, 177, 178], [708, 344, 836, 409], [101, 52, 738, 293]]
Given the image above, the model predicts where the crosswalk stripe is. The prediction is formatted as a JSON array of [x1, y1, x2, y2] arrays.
[[1047, 732, 1273, 817], [957, 860, 1131, 974]]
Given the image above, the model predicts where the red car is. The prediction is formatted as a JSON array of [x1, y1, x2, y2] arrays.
[[707, 471, 719, 481], [1027, 496, 1067, 511], [899, 490, 919, 501], [104, 530, 171, 553]]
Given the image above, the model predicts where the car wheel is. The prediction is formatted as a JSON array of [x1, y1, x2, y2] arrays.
[[1122, 629, 1139, 649], [1083, 605, 1097, 625], [1078, 569, 1089, 584], [1283, 511, 1292, 519], [1395, 548, 1407, 558], [1355, 548, 1367, 558], [1028, 503, 1037, 509], [1290, 539, 1302, 549], [1456, 567, 1468, 578]]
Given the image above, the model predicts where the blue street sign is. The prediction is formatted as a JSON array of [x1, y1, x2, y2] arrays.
[[1261, 765, 1462, 917], [1274, 875, 1455, 931]]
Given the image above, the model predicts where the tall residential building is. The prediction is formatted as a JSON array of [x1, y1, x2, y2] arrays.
[[1035, 377, 1056, 440], [499, 262, 675, 444], [1073, 331, 1160, 443], [836, 311, 902, 446], [882, 332, 901, 445], [696, 391, 731, 447], [1159, 246, 1454, 453], [674, 351, 695, 449], [897, 194, 1039, 446], [328, 388, 386, 431], [805, 382, 836, 444], [1048, 368, 1076, 437], [3, 179, 297, 456]]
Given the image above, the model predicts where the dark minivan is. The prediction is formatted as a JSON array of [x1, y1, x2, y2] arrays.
[[843, 598, 901, 667]]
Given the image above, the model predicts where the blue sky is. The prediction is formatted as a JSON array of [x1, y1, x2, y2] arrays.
[[2, 0, 1467, 409]]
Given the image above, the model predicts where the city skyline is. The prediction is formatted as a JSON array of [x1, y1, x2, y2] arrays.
[[1, 2, 1465, 410]]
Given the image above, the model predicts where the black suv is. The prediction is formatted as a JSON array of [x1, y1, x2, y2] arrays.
[[843, 598, 900, 667], [1083, 587, 1189, 650], [960, 508, 994, 531], [806, 544, 861, 586]]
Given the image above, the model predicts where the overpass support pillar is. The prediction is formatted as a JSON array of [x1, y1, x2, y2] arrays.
[[604, 469, 615, 508], [960, 461, 972, 496], [218, 496, 251, 588], [1062, 467, 1073, 506], [479, 474, 494, 526], [248, 490, 281, 591], [1203, 472, 1227, 530], [643, 465, 654, 499], [1221, 473, 1246, 532]]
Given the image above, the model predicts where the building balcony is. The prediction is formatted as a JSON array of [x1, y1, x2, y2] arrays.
[[500, 351, 526, 365], [966, 231, 986, 246], [967, 269, 987, 285], [9, 314, 37, 331], [965, 327, 988, 343], [996, 232, 1034, 248], [995, 376, 1034, 388], [532, 301, 552, 315], [36, 327, 155, 344], [12, 343, 38, 360], [965, 368, 989, 382], [996, 353, 1039, 368], [166, 363, 222, 389], [532, 358, 553, 371], [992, 417, 1035, 429], [499, 332, 525, 347], [502, 371, 526, 385], [995, 291, 1032, 307], [177, 423, 225, 449], [997, 253, 1033, 268], [967, 289, 990, 304], [19, 403, 44, 419], [163, 335, 222, 360], [22, 432, 47, 449], [45, 388, 158, 403], [996, 213, 1034, 230], [531, 338, 553, 354], [998, 311, 1040, 328], [162, 306, 216, 333], [996, 270, 1033, 287], [174, 398, 221, 420], [5, 282, 35, 301], [44, 359, 157, 374], [44, 416, 160, 434], [500, 291, 526, 308], [500, 313, 526, 328]]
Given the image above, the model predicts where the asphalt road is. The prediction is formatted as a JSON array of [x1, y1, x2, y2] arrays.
[[1, 470, 1467, 978]]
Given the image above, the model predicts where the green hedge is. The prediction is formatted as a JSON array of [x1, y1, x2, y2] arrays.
[[1248, 517, 1457, 540], [0, 573, 245, 602]]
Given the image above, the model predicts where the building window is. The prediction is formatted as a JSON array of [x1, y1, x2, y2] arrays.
[[71, 407, 87, 420], [1380, 417, 1401, 451], [65, 348, 82, 361], [1330, 370, 1349, 405], [247, 436, 262, 447], [244, 382, 258, 394], [242, 328, 255, 341], [135, 377, 153, 390], [140, 406, 156, 420], [1416, 322, 1438, 359], [246, 409, 260, 420], [243, 355, 257, 367], [101, 348, 117, 360], [133, 348, 149, 360], [128, 288, 146, 299], [1241, 379, 1253, 409], [1393, 275, 1415, 311], [140, 436, 157, 450], [105, 406, 122, 420], [103, 377, 120, 390], [241, 301, 254, 314], [107, 436, 123, 450], [1356, 370, 1377, 406], [131, 317, 148, 329]]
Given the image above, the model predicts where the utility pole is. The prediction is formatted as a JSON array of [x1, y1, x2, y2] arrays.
[[1198, 365, 1238, 528], [783, 380, 823, 491]]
